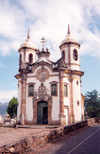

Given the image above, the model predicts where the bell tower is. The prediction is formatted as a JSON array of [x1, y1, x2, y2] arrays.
[[59, 24, 80, 71], [59, 25, 84, 124], [18, 30, 37, 70]]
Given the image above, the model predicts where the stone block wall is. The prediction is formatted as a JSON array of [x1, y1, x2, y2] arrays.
[[0, 118, 100, 153]]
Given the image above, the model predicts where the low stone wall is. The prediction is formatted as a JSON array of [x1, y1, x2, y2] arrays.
[[86, 117, 100, 126], [0, 118, 99, 153]]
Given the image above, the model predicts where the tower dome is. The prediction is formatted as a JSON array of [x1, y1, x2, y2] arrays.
[[60, 25, 80, 48], [18, 30, 37, 64], [18, 30, 36, 51]]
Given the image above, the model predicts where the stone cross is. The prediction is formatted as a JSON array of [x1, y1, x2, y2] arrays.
[[41, 36, 46, 50]]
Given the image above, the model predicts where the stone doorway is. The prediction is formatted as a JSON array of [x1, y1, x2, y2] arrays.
[[37, 101, 48, 124]]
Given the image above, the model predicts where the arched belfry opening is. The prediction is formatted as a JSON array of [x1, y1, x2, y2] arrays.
[[29, 53, 33, 63], [37, 101, 48, 124], [33, 83, 52, 124]]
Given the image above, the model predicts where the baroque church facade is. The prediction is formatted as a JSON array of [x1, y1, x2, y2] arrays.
[[15, 25, 84, 125]]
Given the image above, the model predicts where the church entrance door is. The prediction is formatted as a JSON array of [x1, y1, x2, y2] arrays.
[[37, 101, 48, 124]]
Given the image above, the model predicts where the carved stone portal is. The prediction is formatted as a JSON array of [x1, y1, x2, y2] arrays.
[[33, 83, 52, 124]]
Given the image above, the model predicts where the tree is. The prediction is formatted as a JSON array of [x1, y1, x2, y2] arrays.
[[84, 90, 100, 118], [7, 97, 18, 118]]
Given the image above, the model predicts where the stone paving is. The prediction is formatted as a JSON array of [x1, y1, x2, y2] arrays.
[[0, 125, 59, 147]]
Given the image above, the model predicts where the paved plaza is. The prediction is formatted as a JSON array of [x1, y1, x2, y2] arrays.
[[0, 125, 59, 147]]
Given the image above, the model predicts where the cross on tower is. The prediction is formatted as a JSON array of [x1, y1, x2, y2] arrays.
[[40, 36, 46, 50]]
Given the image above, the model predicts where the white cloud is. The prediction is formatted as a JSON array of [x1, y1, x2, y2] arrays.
[[0, 0, 100, 102], [0, 90, 18, 103], [0, 0, 100, 60]]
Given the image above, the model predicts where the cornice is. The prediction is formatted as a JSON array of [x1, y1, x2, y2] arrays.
[[64, 69, 84, 77], [15, 74, 21, 79], [59, 41, 80, 49], [18, 46, 37, 52], [66, 63, 80, 66]]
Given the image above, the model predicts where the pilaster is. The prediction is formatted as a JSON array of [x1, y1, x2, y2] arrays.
[[59, 71, 66, 125], [69, 72, 75, 123], [20, 73, 27, 124]]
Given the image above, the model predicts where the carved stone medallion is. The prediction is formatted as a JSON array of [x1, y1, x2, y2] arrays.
[[37, 68, 49, 82]]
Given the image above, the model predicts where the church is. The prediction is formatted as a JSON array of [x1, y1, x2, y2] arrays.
[[15, 25, 85, 125]]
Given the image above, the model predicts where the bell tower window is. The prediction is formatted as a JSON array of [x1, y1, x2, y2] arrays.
[[73, 49, 78, 61], [62, 50, 65, 60], [29, 53, 33, 63]]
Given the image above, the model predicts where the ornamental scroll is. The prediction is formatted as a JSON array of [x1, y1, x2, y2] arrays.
[[33, 83, 52, 103]]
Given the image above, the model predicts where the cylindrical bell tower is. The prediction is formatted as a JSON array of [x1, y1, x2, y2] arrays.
[[18, 30, 37, 70], [59, 25, 80, 71]]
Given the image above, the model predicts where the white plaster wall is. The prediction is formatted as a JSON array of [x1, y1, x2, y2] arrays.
[[63, 77, 69, 106], [72, 77, 82, 122], [25, 49, 36, 63], [70, 46, 80, 71], [26, 97, 33, 121], [64, 108, 68, 125], [17, 81, 21, 121], [70, 46, 79, 64], [70, 64, 80, 70], [52, 97, 59, 120], [20, 51, 24, 61], [61, 45, 68, 64], [61, 45, 80, 71], [26, 66, 60, 121], [19, 49, 36, 63]]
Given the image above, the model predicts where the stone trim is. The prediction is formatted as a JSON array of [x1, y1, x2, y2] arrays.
[[59, 71, 66, 125], [69, 71, 74, 124], [66, 63, 80, 66], [20, 73, 27, 125], [33, 83, 52, 124], [49, 81, 58, 97], [32, 62, 53, 74], [64, 105, 69, 124], [33, 99, 52, 124], [36, 67, 49, 82], [27, 82, 35, 97], [2, 120, 100, 153], [63, 82, 68, 97]]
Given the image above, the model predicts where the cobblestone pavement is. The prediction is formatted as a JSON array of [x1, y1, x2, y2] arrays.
[[0, 125, 56, 147]]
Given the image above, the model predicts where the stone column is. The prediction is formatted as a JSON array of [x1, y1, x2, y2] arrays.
[[21, 73, 27, 125], [69, 72, 74, 124], [59, 71, 66, 125]]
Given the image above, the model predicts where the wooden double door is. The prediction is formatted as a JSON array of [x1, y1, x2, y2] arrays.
[[37, 101, 48, 124]]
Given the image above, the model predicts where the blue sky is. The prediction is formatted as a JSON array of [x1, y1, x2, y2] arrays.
[[0, 0, 100, 103]]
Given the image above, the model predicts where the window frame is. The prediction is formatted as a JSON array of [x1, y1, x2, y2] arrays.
[[29, 53, 33, 63], [50, 81, 58, 97], [63, 83, 68, 97], [73, 49, 78, 61], [27, 82, 35, 97]]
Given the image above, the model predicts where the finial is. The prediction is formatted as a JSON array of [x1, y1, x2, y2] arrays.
[[27, 29, 30, 39], [40, 36, 46, 50], [68, 24, 70, 34]]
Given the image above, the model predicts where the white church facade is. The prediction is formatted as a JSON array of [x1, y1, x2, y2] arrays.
[[15, 25, 84, 125]]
